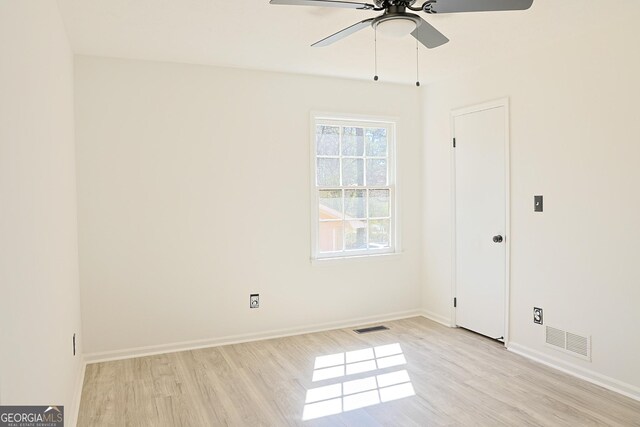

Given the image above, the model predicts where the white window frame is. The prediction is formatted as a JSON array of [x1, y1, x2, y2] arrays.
[[310, 112, 398, 261]]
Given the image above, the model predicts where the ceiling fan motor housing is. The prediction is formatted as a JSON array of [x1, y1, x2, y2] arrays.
[[374, 0, 419, 8]]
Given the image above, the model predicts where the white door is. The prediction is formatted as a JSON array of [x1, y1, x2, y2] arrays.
[[453, 102, 507, 340]]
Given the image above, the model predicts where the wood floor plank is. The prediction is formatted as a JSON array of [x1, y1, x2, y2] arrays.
[[77, 317, 640, 426]]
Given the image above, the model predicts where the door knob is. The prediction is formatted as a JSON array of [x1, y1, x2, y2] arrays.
[[492, 235, 503, 243]]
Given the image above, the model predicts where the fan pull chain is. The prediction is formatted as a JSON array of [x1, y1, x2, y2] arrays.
[[415, 36, 420, 87], [373, 26, 379, 82]]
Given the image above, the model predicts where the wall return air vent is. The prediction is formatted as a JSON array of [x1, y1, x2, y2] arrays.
[[545, 326, 591, 361]]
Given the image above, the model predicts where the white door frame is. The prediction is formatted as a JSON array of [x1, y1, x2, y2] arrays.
[[450, 98, 511, 346]]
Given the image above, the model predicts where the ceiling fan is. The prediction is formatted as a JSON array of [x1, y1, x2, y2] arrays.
[[270, 0, 534, 49]]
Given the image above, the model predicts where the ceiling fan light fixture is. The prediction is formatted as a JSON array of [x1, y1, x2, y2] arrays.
[[375, 17, 417, 38]]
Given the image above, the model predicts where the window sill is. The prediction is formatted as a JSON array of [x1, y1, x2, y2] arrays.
[[311, 252, 402, 266]]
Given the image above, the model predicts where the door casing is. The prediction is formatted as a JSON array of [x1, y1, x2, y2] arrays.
[[450, 98, 511, 346]]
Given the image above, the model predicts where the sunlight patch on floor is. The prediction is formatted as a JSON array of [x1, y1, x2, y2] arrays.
[[303, 343, 416, 421]]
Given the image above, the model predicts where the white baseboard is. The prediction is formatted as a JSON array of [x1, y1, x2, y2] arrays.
[[420, 309, 453, 327], [69, 357, 86, 427], [84, 309, 423, 364], [508, 342, 640, 402]]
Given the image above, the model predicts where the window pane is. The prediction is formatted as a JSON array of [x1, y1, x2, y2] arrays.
[[319, 221, 343, 252], [342, 127, 364, 156], [366, 128, 387, 157], [345, 189, 366, 219], [366, 159, 387, 186], [316, 125, 340, 156], [368, 189, 390, 218], [369, 219, 390, 248], [345, 219, 367, 250], [319, 190, 343, 219], [317, 158, 340, 186], [342, 158, 364, 186]]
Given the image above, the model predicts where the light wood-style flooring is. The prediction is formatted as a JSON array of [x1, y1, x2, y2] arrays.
[[77, 317, 640, 426]]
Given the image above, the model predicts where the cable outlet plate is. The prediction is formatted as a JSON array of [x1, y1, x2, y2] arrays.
[[250, 294, 259, 309]]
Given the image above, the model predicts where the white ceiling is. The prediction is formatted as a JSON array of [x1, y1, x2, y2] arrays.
[[57, 0, 636, 84]]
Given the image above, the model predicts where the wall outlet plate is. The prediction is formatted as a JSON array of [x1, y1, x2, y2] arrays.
[[250, 294, 259, 309], [533, 307, 543, 324]]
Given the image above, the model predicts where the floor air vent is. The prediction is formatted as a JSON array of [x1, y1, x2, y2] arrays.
[[354, 325, 389, 334], [545, 326, 591, 361]]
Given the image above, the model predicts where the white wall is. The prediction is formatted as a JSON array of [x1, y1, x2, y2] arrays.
[[422, 13, 640, 397], [74, 57, 424, 357], [0, 0, 83, 419]]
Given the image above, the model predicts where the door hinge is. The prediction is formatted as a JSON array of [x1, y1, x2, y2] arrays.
[[454, 297, 457, 308], [453, 137, 456, 148]]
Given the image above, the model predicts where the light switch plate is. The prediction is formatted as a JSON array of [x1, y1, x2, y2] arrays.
[[534, 195, 543, 212]]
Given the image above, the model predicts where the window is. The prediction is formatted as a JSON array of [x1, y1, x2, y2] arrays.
[[312, 115, 396, 259]]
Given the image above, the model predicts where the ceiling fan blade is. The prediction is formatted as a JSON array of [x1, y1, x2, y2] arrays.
[[411, 18, 449, 49], [269, 0, 375, 10], [426, 0, 533, 14], [312, 19, 374, 47]]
